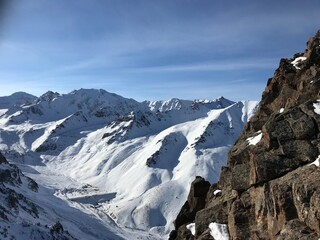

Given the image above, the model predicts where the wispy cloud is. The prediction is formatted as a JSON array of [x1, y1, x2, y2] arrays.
[[133, 58, 278, 73]]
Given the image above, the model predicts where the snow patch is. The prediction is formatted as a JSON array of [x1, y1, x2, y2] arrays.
[[309, 155, 320, 167], [209, 222, 229, 240], [313, 100, 320, 115], [279, 108, 284, 113], [186, 223, 195, 236], [291, 56, 307, 70], [247, 131, 262, 146], [240, 100, 259, 123], [214, 189, 222, 195], [0, 109, 7, 116]]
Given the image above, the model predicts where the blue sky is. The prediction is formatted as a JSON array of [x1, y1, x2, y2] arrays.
[[0, 0, 319, 101]]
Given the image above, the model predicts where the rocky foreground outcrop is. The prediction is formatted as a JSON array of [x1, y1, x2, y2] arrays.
[[171, 31, 320, 239]]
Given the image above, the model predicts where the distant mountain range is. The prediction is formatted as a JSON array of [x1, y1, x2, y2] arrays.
[[0, 89, 258, 239]]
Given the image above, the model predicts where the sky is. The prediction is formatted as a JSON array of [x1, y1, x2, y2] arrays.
[[0, 0, 319, 101]]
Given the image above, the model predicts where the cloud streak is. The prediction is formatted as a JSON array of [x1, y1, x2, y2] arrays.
[[133, 58, 278, 73]]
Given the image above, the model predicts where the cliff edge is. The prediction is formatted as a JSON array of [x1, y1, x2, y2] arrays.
[[171, 30, 320, 240]]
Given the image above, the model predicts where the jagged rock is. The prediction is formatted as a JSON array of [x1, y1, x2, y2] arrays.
[[174, 224, 195, 240], [0, 160, 40, 218], [170, 176, 210, 239], [35, 142, 57, 152], [50, 221, 64, 234], [168, 230, 178, 240], [277, 219, 319, 240], [27, 177, 39, 192], [171, 30, 320, 240], [226, 31, 320, 239], [187, 176, 211, 212], [195, 204, 228, 236], [227, 162, 320, 238], [196, 229, 214, 240], [0, 164, 22, 185], [37, 91, 60, 103], [0, 152, 7, 164], [49, 221, 76, 240], [29, 105, 43, 115], [146, 150, 160, 167], [174, 202, 194, 231], [174, 176, 210, 229]]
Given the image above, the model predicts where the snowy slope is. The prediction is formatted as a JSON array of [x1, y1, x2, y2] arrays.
[[0, 89, 258, 239], [0, 152, 144, 240]]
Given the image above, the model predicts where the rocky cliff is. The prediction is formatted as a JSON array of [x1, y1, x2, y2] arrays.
[[171, 31, 320, 239]]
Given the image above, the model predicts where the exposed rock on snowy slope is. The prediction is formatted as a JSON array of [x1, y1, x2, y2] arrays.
[[0, 151, 140, 240], [171, 31, 320, 240], [0, 87, 258, 239], [0, 152, 77, 240]]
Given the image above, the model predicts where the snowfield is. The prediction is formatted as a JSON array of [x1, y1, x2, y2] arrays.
[[0, 89, 258, 239]]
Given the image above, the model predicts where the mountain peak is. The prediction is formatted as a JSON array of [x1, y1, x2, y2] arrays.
[[70, 88, 108, 95], [0, 92, 37, 109], [144, 96, 236, 113], [66, 88, 137, 103], [37, 91, 60, 102]]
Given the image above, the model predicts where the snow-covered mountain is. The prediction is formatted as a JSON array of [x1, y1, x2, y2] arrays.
[[0, 89, 258, 239], [0, 92, 37, 117]]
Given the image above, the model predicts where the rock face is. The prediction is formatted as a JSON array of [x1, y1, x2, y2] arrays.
[[171, 31, 320, 239], [169, 176, 210, 240]]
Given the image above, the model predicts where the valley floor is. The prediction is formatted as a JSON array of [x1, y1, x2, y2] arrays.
[[14, 159, 161, 240]]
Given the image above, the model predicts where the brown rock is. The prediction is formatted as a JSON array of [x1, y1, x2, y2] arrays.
[[174, 224, 195, 240], [277, 219, 318, 240], [197, 229, 214, 240], [171, 30, 320, 240], [172, 176, 210, 239], [195, 204, 228, 236]]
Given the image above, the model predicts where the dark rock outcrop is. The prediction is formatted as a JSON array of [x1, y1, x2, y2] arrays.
[[171, 30, 320, 239], [50, 221, 64, 234], [176, 177, 210, 228], [169, 176, 210, 239], [0, 152, 7, 164]]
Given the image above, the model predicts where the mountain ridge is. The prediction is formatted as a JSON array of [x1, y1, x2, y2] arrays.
[[0, 89, 258, 239]]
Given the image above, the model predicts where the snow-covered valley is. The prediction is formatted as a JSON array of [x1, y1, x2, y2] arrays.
[[0, 89, 258, 239]]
